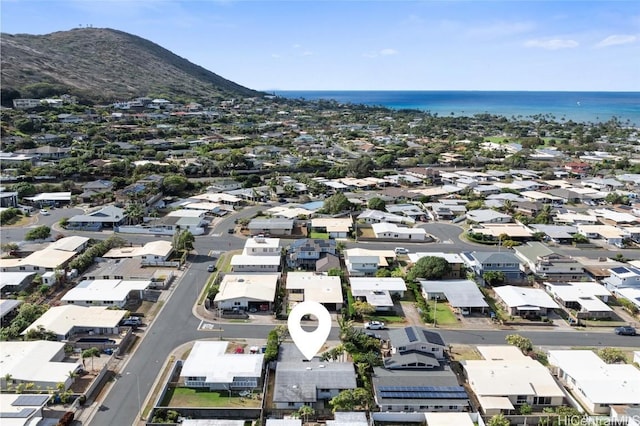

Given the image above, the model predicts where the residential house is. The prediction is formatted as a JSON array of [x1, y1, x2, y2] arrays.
[[371, 222, 427, 241], [82, 258, 173, 289], [68, 205, 127, 231], [544, 281, 613, 319], [103, 240, 174, 265], [61, 279, 151, 308], [213, 273, 280, 312], [21, 305, 126, 341], [79, 180, 114, 202], [564, 161, 591, 178], [310, 218, 353, 239], [285, 272, 343, 311], [0, 393, 50, 425], [492, 285, 560, 318], [462, 346, 565, 416], [408, 253, 466, 279], [514, 242, 584, 281], [548, 350, 640, 414], [0, 190, 18, 208], [577, 224, 625, 247], [385, 204, 427, 222], [16, 145, 71, 161], [603, 265, 640, 292], [286, 239, 337, 270], [420, 280, 489, 315], [273, 343, 357, 410], [349, 277, 407, 312], [344, 254, 379, 277], [0, 341, 82, 391], [24, 191, 71, 207], [48, 236, 90, 253], [0, 272, 36, 294], [387, 327, 447, 360], [466, 209, 512, 224], [530, 224, 577, 244], [0, 248, 76, 274], [181, 341, 264, 391], [461, 251, 524, 284], [243, 236, 281, 256], [231, 255, 281, 273], [247, 218, 294, 236], [357, 209, 415, 225], [372, 368, 469, 412], [0, 299, 22, 327]]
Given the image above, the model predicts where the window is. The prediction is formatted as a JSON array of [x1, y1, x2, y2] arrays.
[[516, 395, 528, 404], [33, 267, 40, 271], [534, 396, 551, 405], [288, 402, 296, 407]]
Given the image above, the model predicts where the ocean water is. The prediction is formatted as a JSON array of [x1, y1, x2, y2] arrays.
[[276, 91, 640, 125]]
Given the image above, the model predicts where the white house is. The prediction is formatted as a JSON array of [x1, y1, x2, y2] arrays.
[[230, 255, 281, 273], [214, 273, 280, 311], [243, 236, 281, 256], [514, 242, 584, 281], [492, 286, 560, 318], [311, 217, 353, 239], [548, 350, 640, 414], [371, 222, 427, 241], [349, 277, 406, 311], [0, 341, 82, 391], [466, 209, 512, 224], [577, 224, 625, 247], [285, 272, 343, 311], [544, 281, 613, 319], [61, 279, 151, 308], [462, 346, 565, 416], [21, 305, 126, 341], [180, 341, 264, 390], [0, 393, 50, 425], [603, 265, 640, 291]]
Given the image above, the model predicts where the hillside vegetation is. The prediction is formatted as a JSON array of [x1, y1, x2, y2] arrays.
[[1, 27, 263, 102]]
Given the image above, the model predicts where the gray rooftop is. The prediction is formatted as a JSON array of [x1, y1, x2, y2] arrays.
[[420, 280, 489, 308], [388, 327, 446, 348]]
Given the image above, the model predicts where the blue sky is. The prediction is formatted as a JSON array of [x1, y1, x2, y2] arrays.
[[2, 0, 639, 91]]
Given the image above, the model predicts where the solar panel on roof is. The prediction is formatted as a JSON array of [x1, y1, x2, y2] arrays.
[[0, 408, 36, 418], [379, 386, 465, 392], [405, 327, 417, 342], [611, 267, 630, 274], [12, 395, 50, 406], [379, 391, 468, 399]]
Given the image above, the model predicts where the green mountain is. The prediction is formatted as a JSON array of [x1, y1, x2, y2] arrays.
[[0, 27, 263, 102]]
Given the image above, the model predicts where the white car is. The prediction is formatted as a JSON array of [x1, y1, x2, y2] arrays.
[[40, 210, 50, 216], [364, 321, 386, 330]]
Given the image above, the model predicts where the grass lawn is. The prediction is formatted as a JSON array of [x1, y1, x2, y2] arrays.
[[434, 303, 458, 325], [367, 315, 406, 324], [309, 232, 328, 239], [449, 344, 482, 361], [161, 387, 261, 408]]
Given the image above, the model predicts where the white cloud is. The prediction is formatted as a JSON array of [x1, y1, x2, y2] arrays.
[[595, 34, 637, 48], [379, 48, 398, 56], [271, 54, 281, 58], [467, 21, 535, 38], [363, 48, 398, 58], [524, 38, 579, 50], [301, 51, 313, 56]]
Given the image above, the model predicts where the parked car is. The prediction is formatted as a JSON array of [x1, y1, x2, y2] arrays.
[[120, 317, 141, 327], [40, 210, 50, 216], [614, 326, 637, 336], [227, 228, 234, 234], [207, 264, 216, 272], [394, 247, 409, 254], [364, 321, 386, 330]]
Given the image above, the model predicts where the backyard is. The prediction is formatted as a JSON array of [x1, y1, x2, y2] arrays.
[[161, 387, 261, 408]]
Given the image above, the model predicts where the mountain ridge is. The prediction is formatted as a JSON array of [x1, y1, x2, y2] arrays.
[[1, 27, 263, 102]]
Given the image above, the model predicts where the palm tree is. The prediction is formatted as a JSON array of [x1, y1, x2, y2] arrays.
[[297, 405, 315, 424]]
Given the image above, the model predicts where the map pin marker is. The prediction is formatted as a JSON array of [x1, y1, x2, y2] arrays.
[[287, 301, 332, 361]]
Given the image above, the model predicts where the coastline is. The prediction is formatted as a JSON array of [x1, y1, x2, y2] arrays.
[[275, 90, 640, 125]]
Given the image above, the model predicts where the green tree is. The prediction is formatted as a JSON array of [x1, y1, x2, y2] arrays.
[[347, 156, 375, 178], [572, 233, 589, 244], [329, 388, 370, 412], [11, 182, 36, 199], [174, 229, 195, 252], [162, 174, 190, 196], [81, 347, 101, 371], [505, 334, 533, 354], [352, 300, 376, 318], [322, 193, 352, 214], [483, 271, 506, 286], [25, 225, 51, 241], [520, 403, 532, 415], [367, 197, 386, 211], [297, 405, 315, 423], [487, 413, 510, 426], [407, 256, 452, 282], [598, 347, 627, 364]]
